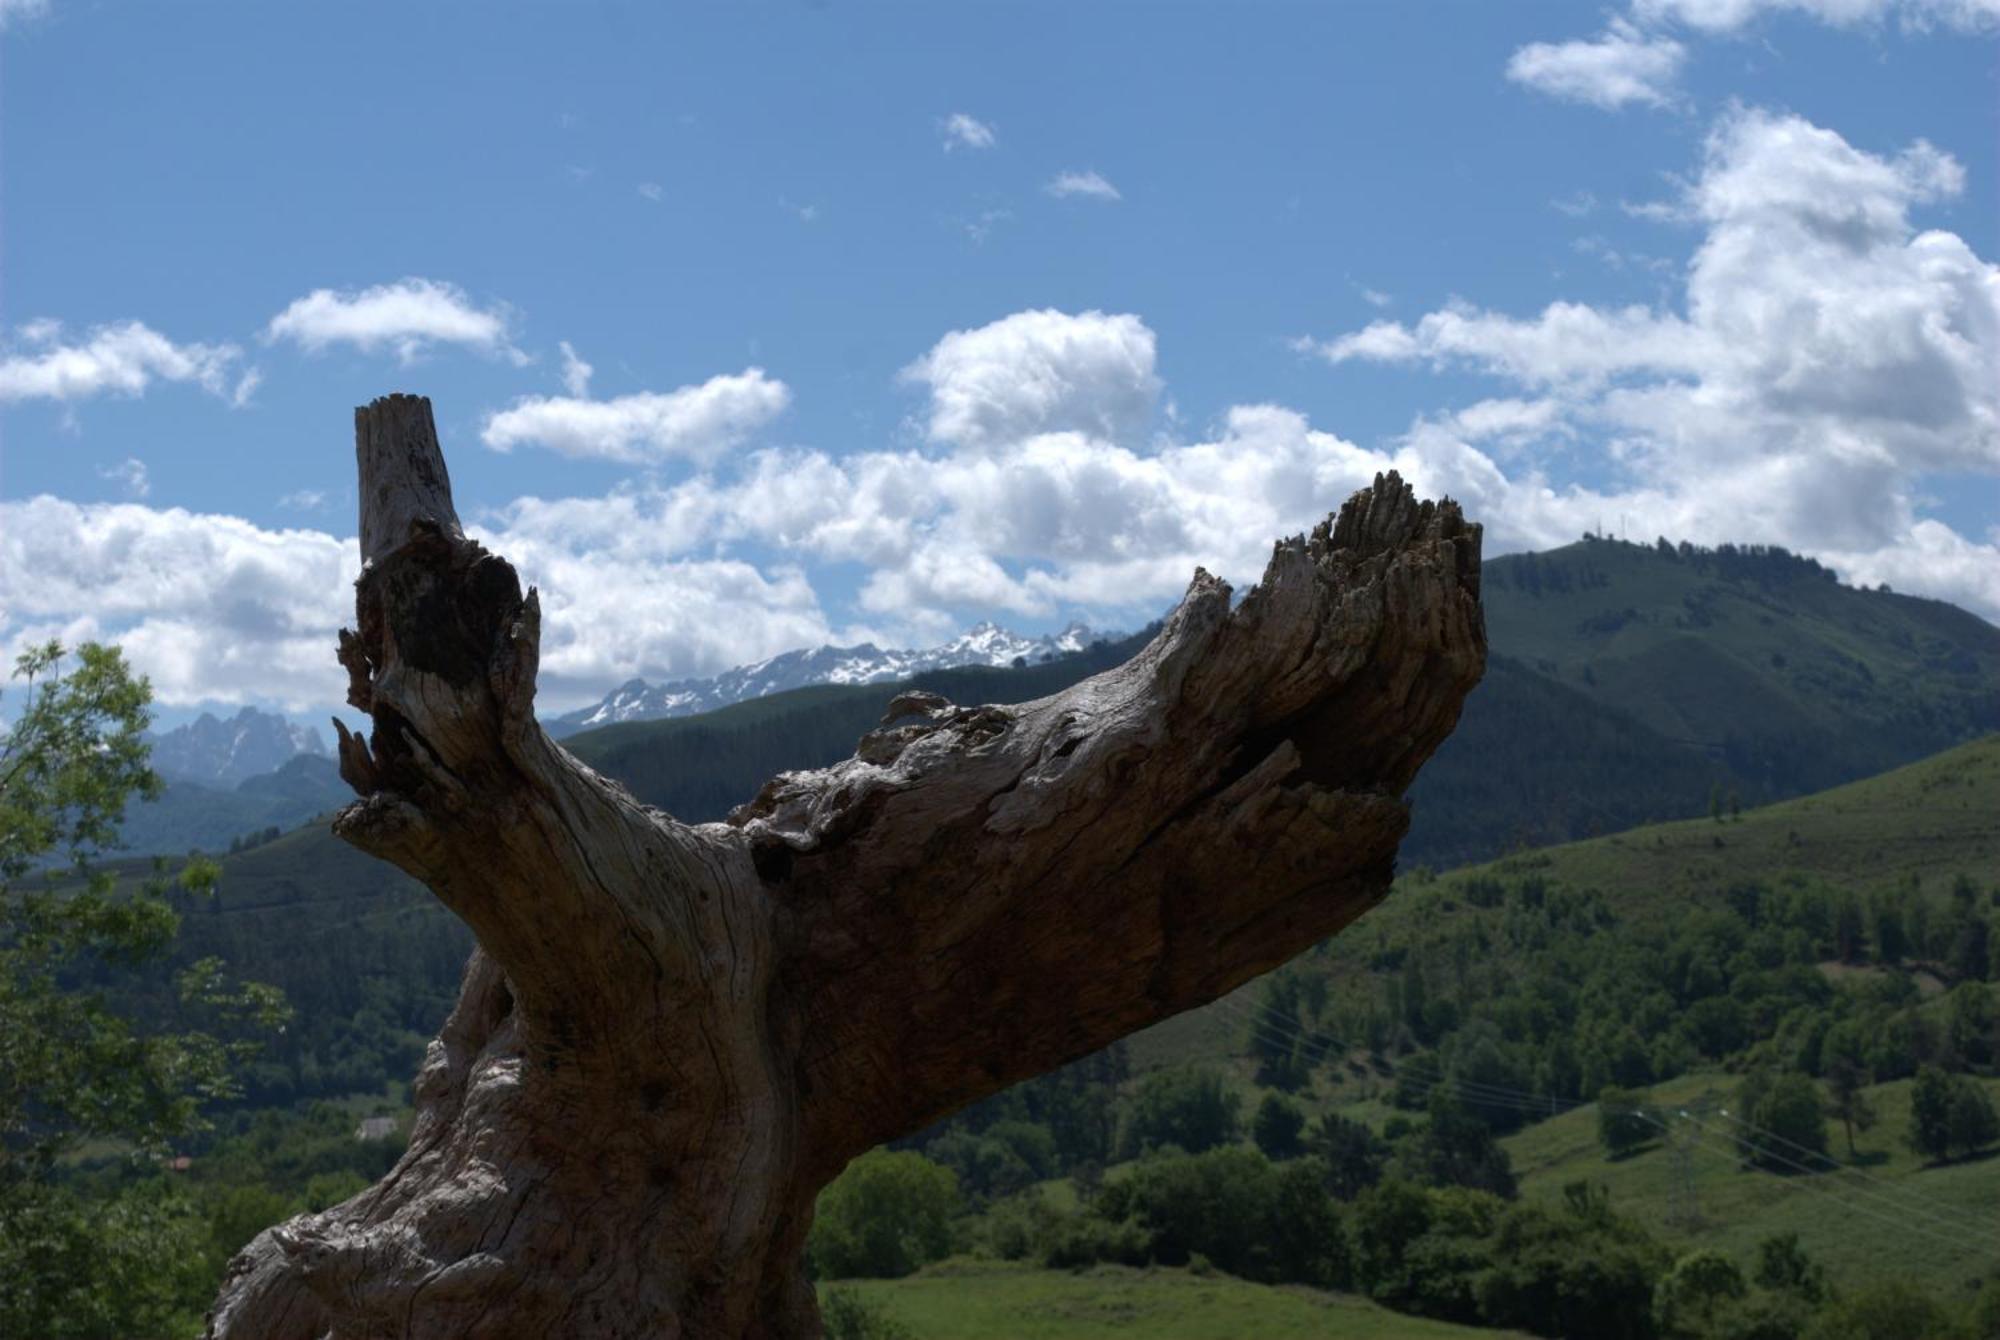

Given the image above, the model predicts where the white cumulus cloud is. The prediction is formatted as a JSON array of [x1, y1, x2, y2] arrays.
[[0, 320, 246, 405], [902, 309, 1161, 450], [0, 498, 358, 711], [0, 492, 843, 715], [1507, 20, 1687, 109], [480, 368, 791, 464], [483, 400, 1402, 633], [1296, 107, 2000, 616], [1512, 0, 1995, 117], [265, 278, 525, 365], [474, 528, 837, 704]]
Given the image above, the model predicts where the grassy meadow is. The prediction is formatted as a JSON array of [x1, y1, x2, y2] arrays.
[[1503, 1071, 2000, 1302], [823, 1260, 1534, 1339]]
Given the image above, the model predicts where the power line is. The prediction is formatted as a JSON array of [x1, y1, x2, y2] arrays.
[[1652, 1113, 1986, 1257], [1672, 1110, 1992, 1251], [1705, 1106, 1990, 1239]]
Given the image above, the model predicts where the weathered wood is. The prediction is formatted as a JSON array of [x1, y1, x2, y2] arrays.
[[354, 392, 462, 565], [208, 393, 1485, 1339]]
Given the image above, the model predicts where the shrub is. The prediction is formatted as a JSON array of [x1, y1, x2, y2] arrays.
[[1734, 1071, 1827, 1171], [1093, 1146, 1347, 1287], [975, 1189, 1057, 1261], [1653, 1249, 1747, 1339], [1910, 1065, 1998, 1162], [1040, 1212, 1148, 1270], [1800, 1278, 1954, 1340], [1391, 1094, 1518, 1198], [1252, 1092, 1306, 1160], [1118, 1066, 1241, 1157], [1311, 1112, 1389, 1200], [1474, 1198, 1668, 1340], [809, 1150, 961, 1279]]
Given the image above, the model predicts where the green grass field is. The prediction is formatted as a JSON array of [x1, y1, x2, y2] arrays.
[[824, 1260, 1531, 1339], [1503, 1071, 2000, 1301]]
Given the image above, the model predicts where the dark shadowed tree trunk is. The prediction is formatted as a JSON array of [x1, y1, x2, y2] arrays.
[[207, 394, 1485, 1339]]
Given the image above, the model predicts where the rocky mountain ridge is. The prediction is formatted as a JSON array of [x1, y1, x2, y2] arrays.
[[144, 705, 327, 786]]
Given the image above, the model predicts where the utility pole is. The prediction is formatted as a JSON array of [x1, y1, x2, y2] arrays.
[[1664, 1102, 1712, 1230]]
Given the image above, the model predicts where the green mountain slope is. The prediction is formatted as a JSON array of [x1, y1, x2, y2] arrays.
[[1090, 742, 2000, 1306], [91, 824, 468, 1108], [1397, 731, 1998, 938], [1290, 735, 1999, 1079], [1483, 539, 1997, 786], [1401, 655, 1724, 869]]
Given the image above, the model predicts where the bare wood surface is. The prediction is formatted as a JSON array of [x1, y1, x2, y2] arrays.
[[208, 393, 1485, 1339]]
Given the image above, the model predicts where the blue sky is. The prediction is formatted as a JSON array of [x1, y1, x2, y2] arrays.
[[1, 0, 1995, 725]]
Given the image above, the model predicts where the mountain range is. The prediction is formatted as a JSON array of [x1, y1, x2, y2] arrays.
[[117, 537, 1998, 871], [112, 622, 1115, 858], [549, 536, 1997, 870], [145, 706, 327, 787], [543, 621, 1111, 737]]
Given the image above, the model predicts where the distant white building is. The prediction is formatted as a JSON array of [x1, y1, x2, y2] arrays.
[[354, 1116, 398, 1142]]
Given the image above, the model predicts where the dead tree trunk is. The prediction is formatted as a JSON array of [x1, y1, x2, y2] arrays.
[[208, 393, 1484, 1339]]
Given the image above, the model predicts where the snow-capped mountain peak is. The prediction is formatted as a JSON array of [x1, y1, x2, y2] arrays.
[[546, 621, 1117, 738]]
